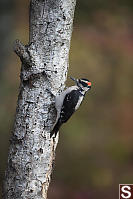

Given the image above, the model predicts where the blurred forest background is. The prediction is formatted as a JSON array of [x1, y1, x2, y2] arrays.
[[0, 0, 133, 199]]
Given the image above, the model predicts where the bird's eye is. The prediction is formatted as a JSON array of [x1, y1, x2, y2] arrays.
[[81, 82, 87, 87]]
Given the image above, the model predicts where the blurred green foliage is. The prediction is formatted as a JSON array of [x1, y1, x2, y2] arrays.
[[0, 1, 133, 199]]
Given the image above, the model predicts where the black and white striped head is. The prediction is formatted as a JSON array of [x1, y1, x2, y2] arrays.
[[70, 77, 91, 92]]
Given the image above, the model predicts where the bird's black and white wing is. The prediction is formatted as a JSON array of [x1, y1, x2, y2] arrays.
[[59, 89, 83, 123], [50, 88, 83, 137]]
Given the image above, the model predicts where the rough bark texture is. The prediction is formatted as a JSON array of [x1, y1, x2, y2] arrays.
[[4, 0, 76, 198]]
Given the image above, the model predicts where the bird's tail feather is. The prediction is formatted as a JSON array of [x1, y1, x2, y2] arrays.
[[50, 120, 62, 138]]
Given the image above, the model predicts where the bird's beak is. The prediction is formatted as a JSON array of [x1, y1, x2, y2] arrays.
[[70, 76, 78, 83]]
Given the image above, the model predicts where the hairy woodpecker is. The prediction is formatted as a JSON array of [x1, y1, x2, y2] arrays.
[[50, 77, 91, 138]]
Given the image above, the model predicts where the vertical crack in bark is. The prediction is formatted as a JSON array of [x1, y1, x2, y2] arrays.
[[42, 138, 56, 198]]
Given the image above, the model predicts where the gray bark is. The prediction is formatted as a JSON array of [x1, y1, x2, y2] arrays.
[[4, 0, 76, 199]]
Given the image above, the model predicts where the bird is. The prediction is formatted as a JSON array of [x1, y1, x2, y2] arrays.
[[50, 77, 91, 138]]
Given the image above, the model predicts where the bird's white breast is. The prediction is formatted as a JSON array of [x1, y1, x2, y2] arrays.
[[75, 96, 83, 110]]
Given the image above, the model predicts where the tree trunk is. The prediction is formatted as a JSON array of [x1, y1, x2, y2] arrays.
[[4, 0, 76, 198]]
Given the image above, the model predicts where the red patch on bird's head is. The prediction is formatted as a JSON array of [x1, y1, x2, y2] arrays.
[[87, 82, 91, 86]]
